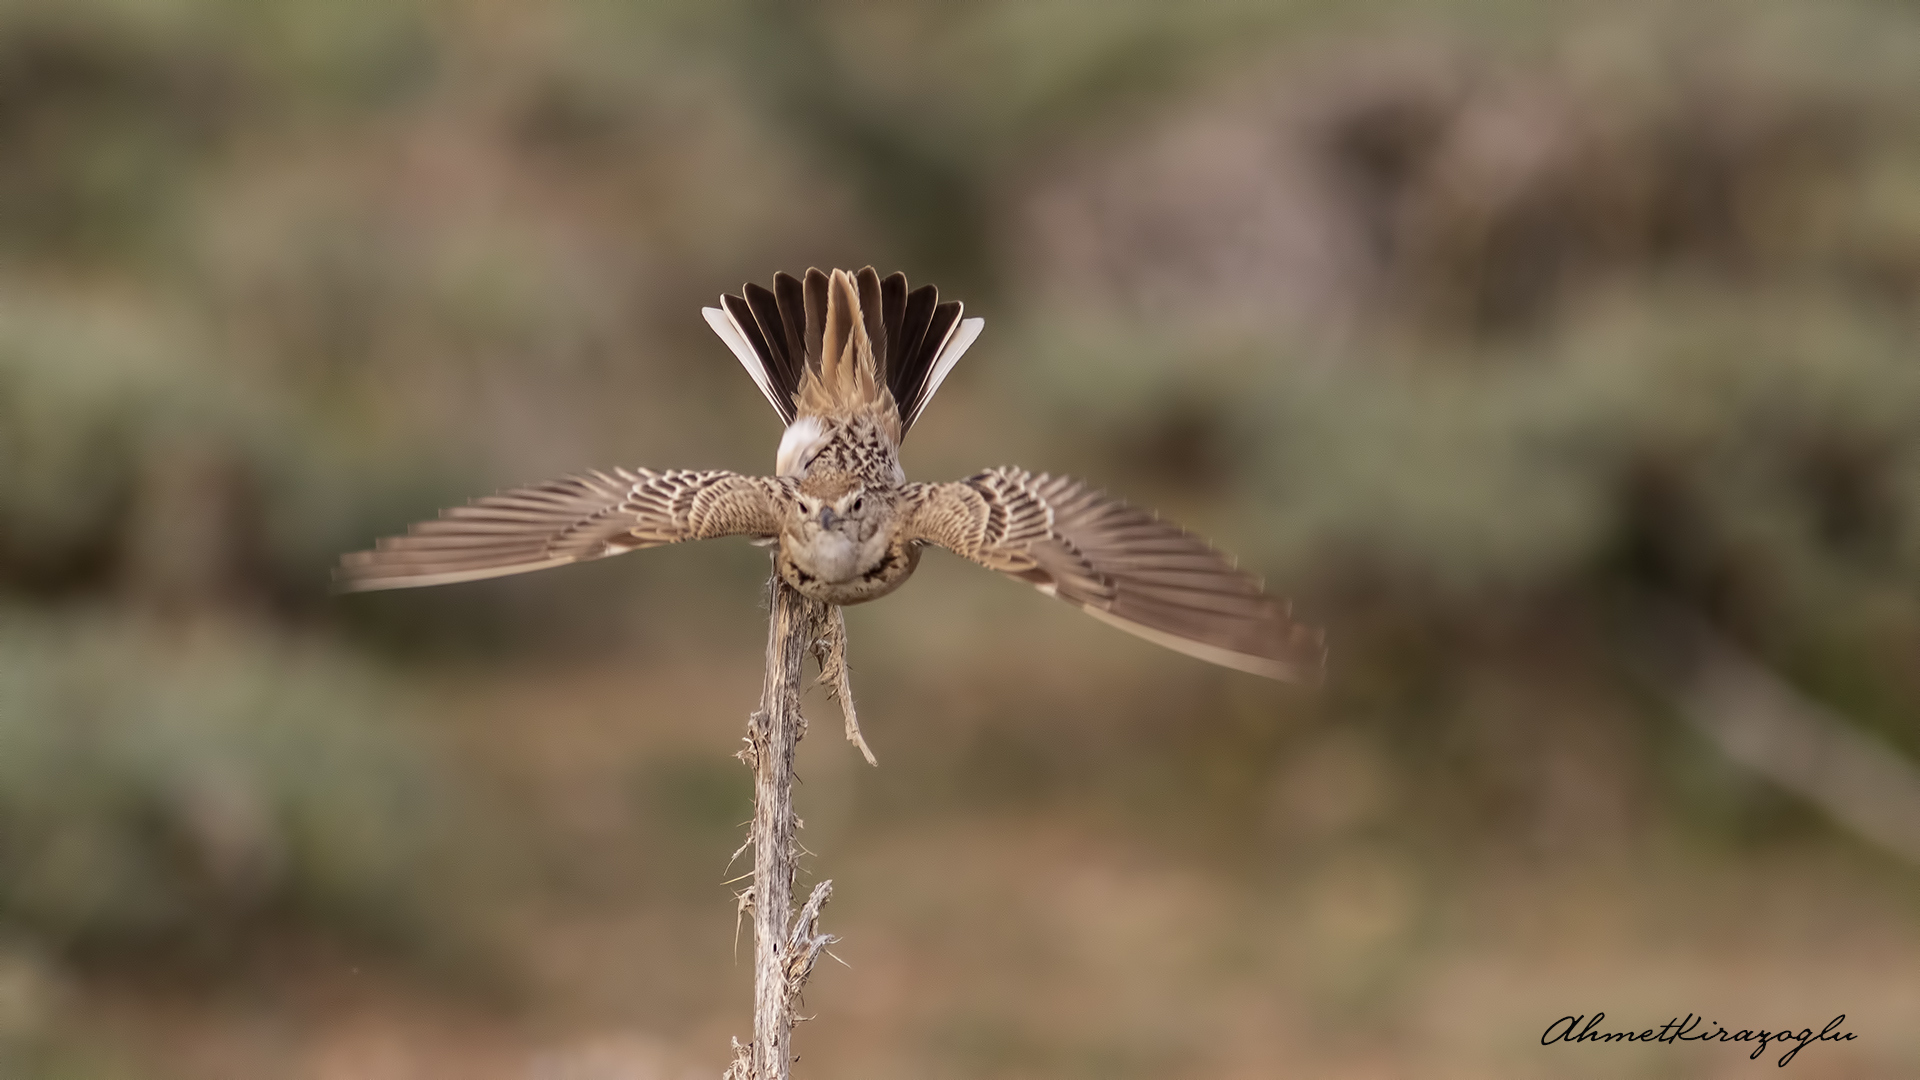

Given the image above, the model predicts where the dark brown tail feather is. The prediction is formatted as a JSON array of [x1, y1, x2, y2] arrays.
[[857, 267, 888, 365], [721, 267, 973, 436], [803, 267, 829, 370]]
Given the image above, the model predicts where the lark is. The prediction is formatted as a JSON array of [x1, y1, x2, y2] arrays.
[[339, 268, 1323, 751]]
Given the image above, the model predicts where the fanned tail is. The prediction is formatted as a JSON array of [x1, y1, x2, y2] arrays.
[[802, 268, 883, 417], [704, 267, 984, 437]]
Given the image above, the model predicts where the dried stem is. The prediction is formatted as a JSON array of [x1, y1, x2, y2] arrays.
[[728, 569, 840, 1080], [814, 605, 876, 766]]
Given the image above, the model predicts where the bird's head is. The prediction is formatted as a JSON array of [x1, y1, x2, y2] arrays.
[[783, 472, 891, 583]]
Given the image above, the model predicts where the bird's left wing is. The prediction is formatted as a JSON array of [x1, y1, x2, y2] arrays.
[[904, 468, 1324, 682], [337, 469, 789, 592]]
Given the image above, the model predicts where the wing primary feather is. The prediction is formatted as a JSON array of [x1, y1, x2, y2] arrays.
[[905, 472, 1323, 682], [1076, 605, 1304, 680], [341, 558, 582, 592], [335, 470, 786, 594]]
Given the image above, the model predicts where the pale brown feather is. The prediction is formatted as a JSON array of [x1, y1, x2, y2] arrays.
[[336, 469, 789, 592], [904, 468, 1324, 682], [793, 268, 900, 443]]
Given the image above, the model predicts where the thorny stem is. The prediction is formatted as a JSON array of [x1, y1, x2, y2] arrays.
[[728, 570, 842, 1080]]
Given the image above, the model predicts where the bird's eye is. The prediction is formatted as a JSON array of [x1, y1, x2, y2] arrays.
[[851, 496, 864, 513]]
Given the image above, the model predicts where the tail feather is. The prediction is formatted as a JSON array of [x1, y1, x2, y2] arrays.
[[743, 284, 802, 398], [819, 268, 865, 397], [774, 274, 808, 381], [879, 270, 908, 377], [803, 268, 828, 372], [704, 266, 985, 437], [910, 313, 983, 429], [798, 268, 883, 418], [858, 267, 888, 370], [894, 284, 939, 397]]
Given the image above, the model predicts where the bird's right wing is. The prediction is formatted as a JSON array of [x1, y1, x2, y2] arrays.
[[904, 468, 1324, 682], [336, 469, 789, 592]]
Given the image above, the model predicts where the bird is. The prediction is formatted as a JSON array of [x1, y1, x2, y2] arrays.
[[337, 267, 1324, 708]]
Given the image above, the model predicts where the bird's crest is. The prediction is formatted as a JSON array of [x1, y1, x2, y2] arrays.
[[704, 267, 984, 438]]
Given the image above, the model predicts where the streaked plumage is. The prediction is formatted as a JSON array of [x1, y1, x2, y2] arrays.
[[339, 267, 1324, 684]]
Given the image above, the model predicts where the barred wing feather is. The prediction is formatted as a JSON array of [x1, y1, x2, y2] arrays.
[[336, 469, 787, 592], [905, 468, 1324, 682]]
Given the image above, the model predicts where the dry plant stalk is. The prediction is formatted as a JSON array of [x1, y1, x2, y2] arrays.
[[728, 569, 844, 1080]]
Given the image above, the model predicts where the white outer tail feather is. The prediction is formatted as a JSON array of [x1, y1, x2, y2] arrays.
[[704, 302, 985, 432], [704, 306, 787, 420], [911, 316, 983, 429]]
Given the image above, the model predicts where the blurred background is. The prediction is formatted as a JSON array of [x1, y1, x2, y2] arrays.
[[2, 0, 1918, 1076]]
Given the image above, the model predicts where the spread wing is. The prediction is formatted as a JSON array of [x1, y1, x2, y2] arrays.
[[905, 468, 1324, 682], [336, 469, 789, 592]]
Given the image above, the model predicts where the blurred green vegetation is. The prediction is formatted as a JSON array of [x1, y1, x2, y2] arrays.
[[0, 611, 464, 954], [1, 0, 1918, 1074]]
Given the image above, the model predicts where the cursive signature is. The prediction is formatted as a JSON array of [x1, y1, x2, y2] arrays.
[[1541, 1012, 1855, 1067]]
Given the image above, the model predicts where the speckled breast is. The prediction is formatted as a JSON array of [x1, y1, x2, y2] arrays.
[[777, 540, 921, 605]]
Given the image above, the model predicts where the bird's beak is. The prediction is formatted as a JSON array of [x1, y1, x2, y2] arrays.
[[818, 507, 837, 528]]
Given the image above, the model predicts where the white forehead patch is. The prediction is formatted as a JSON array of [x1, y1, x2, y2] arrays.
[[776, 415, 830, 477]]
